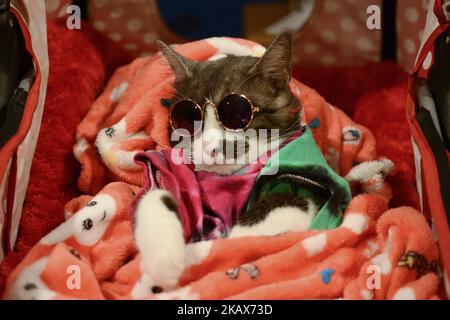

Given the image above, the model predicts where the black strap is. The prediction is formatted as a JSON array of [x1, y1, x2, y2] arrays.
[[429, 28, 450, 150], [0, 0, 10, 12], [416, 107, 450, 226], [0, 88, 28, 148], [0, 0, 32, 148], [73, 0, 88, 20], [381, 0, 397, 61]]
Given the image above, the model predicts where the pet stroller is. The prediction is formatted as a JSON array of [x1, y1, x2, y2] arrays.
[[0, 0, 448, 299]]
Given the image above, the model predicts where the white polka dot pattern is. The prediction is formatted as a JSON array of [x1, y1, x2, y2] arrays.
[[46, 0, 61, 13], [341, 213, 368, 235], [360, 289, 373, 300], [110, 6, 125, 19], [93, 0, 109, 9], [46, 0, 184, 57], [341, 17, 356, 32], [324, 0, 339, 14], [45, 0, 72, 20], [294, 0, 382, 67], [302, 233, 327, 257], [44, 0, 430, 68], [397, 0, 429, 72], [404, 38, 417, 54], [393, 287, 416, 300], [93, 20, 106, 32], [357, 37, 375, 51], [85, 0, 183, 57], [127, 18, 143, 33]]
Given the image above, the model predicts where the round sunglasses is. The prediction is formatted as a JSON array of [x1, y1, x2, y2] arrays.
[[169, 93, 261, 136]]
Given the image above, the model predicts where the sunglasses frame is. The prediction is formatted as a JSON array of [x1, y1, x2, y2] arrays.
[[169, 93, 261, 136]]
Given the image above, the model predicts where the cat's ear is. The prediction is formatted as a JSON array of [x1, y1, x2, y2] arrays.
[[249, 31, 293, 88], [157, 40, 193, 81]]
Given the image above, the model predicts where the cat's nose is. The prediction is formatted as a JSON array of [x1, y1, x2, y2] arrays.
[[207, 146, 220, 158]]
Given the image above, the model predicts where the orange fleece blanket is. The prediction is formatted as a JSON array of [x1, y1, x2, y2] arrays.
[[2, 37, 441, 300], [2, 184, 440, 300]]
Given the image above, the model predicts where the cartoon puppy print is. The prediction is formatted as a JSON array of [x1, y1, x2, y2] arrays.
[[7, 258, 56, 300], [40, 182, 136, 247], [342, 127, 362, 145], [226, 264, 260, 280]]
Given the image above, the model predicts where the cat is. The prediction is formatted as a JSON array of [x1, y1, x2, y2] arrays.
[[134, 32, 322, 290]]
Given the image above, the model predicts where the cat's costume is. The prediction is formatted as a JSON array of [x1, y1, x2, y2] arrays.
[[134, 127, 352, 242], [2, 37, 441, 300]]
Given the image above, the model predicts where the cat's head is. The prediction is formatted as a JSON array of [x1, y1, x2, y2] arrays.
[[159, 32, 301, 175]]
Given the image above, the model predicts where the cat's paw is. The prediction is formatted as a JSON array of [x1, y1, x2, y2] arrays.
[[134, 189, 185, 291], [345, 159, 395, 183]]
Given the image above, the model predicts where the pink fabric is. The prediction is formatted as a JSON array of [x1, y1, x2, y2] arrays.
[[133, 129, 304, 241], [133, 147, 270, 241]]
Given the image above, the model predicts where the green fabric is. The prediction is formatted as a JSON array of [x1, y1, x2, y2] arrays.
[[247, 128, 352, 230]]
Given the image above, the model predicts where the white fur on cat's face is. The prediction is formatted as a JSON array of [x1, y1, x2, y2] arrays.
[[188, 102, 280, 175]]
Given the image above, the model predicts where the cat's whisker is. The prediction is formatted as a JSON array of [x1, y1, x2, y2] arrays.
[[264, 121, 303, 143], [173, 91, 191, 102]]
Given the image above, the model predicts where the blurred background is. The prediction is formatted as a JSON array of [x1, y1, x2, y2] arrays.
[[44, 0, 429, 72]]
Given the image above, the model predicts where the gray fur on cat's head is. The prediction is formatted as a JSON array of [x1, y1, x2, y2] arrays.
[[159, 32, 301, 175], [159, 32, 300, 131]]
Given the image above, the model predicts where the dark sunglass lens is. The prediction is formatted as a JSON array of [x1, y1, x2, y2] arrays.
[[170, 100, 202, 135], [217, 94, 253, 130]]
